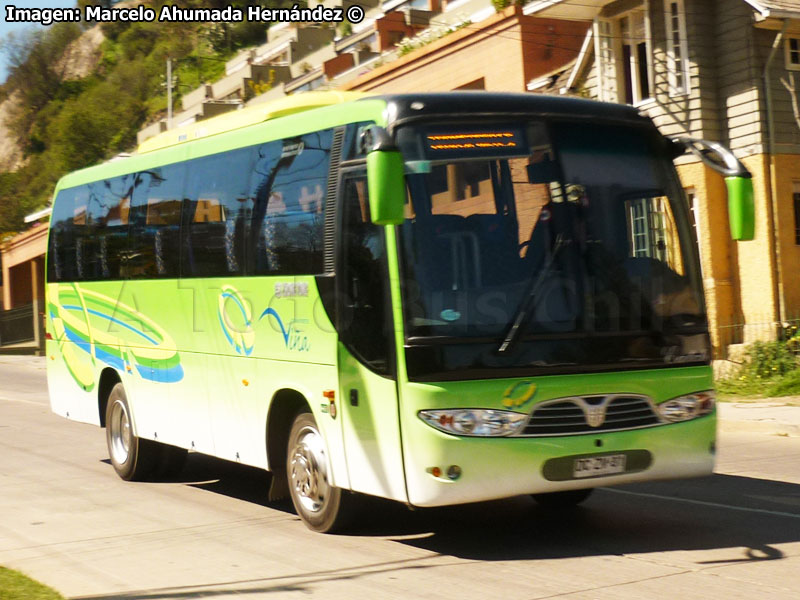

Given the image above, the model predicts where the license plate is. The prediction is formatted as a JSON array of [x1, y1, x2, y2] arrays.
[[572, 454, 627, 478]]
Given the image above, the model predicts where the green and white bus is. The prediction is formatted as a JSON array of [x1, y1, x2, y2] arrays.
[[46, 91, 754, 532]]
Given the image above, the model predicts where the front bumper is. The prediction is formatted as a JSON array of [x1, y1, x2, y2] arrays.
[[402, 413, 716, 507]]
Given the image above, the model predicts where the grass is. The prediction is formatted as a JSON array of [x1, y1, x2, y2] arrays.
[[716, 368, 800, 399], [0, 567, 64, 600]]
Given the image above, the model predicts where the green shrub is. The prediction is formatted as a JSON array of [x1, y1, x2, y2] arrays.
[[742, 341, 797, 380], [716, 339, 800, 398]]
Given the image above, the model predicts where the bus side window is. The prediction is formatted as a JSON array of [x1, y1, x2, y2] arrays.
[[252, 130, 333, 275], [182, 148, 254, 278], [70, 186, 96, 281], [48, 188, 80, 282], [86, 176, 133, 280], [129, 165, 185, 279]]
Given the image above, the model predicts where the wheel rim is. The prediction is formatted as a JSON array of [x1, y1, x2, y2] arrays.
[[109, 399, 132, 466], [289, 425, 330, 514]]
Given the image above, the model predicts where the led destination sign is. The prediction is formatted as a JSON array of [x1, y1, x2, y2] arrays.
[[423, 127, 527, 159]]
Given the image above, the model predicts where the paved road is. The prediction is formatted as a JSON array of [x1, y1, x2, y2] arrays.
[[1, 356, 799, 599]]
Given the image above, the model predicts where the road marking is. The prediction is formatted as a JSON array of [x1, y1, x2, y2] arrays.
[[604, 488, 800, 520], [0, 396, 48, 406]]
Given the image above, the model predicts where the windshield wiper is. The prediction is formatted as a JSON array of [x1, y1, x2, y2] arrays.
[[496, 233, 565, 354]]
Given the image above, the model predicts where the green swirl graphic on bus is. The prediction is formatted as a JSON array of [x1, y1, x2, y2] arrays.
[[217, 286, 310, 354], [48, 283, 184, 390], [218, 285, 256, 356]]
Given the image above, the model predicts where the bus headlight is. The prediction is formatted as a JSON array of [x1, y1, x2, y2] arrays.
[[419, 409, 528, 437], [658, 391, 715, 423]]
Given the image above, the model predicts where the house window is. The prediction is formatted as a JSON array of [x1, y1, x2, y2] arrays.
[[595, 7, 652, 105], [626, 196, 668, 262], [665, 0, 690, 95], [686, 187, 698, 240], [793, 183, 800, 244], [685, 186, 706, 276], [786, 38, 800, 70]]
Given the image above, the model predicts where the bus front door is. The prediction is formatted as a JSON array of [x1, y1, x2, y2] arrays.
[[337, 172, 407, 502]]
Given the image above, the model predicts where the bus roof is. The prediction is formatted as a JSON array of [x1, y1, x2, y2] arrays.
[[373, 92, 648, 132], [137, 90, 369, 154]]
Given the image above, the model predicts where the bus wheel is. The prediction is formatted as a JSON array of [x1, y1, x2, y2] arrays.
[[287, 412, 352, 533], [105, 383, 158, 481], [531, 488, 593, 508]]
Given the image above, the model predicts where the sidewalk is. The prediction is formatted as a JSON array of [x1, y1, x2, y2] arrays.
[[0, 341, 40, 355], [0, 354, 47, 367], [717, 400, 800, 437]]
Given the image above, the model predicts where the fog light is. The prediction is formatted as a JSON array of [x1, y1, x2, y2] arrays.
[[447, 465, 462, 480]]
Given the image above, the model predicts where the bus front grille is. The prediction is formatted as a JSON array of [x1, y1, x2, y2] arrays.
[[520, 395, 661, 436]]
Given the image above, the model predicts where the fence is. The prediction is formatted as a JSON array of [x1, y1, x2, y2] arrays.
[[715, 315, 800, 363], [0, 303, 35, 346]]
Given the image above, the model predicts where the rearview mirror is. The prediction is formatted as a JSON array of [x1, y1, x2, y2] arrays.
[[725, 176, 755, 241], [362, 125, 405, 226], [671, 136, 755, 241]]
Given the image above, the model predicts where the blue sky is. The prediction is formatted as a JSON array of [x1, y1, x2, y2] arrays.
[[1, 1, 79, 82]]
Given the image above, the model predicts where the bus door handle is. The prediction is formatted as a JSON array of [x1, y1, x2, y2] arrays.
[[350, 389, 359, 407]]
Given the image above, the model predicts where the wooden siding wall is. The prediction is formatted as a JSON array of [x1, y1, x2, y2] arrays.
[[641, 0, 721, 142], [715, 0, 766, 154], [761, 27, 800, 153], [571, 0, 800, 155]]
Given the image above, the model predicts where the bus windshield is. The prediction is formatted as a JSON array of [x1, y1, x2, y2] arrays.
[[396, 120, 708, 379]]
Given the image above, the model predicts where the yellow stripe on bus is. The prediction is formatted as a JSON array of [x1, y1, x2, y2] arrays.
[[137, 91, 368, 154]]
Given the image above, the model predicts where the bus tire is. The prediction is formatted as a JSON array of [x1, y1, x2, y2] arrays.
[[105, 382, 158, 481], [286, 412, 353, 533], [531, 488, 593, 508]]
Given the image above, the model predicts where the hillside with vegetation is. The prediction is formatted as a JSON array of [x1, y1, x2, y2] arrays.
[[0, 0, 279, 239]]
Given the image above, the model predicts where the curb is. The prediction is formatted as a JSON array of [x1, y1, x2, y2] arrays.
[[718, 419, 800, 437]]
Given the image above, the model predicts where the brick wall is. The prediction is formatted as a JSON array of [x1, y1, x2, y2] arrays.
[[764, 154, 800, 319], [675, 161, 741, 353]]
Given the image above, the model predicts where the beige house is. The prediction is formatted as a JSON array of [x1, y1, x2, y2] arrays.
[[522, 0, 800, 355]]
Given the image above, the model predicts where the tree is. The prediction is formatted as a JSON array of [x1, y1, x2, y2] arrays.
[[0, 23, 82, 141]]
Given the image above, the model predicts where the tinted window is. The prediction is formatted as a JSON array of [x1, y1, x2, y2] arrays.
[[47, 128, 338, 283], [251, 129, 333, 275], [129, 164, 185, 279], [86, 175, 134, 280], [48, 176, 138, 282], [48, 187, 80, 282], [339, 173, 392, 374], [182, 148, 255, 278], [342, 121, 373, 160]]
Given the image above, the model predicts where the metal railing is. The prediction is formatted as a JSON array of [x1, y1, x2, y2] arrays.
[[715, 315, 800, 361], [0, 303, 35, 346]]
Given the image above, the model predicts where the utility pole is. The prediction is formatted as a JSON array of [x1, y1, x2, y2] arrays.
[[167, 58, 173, 129]]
